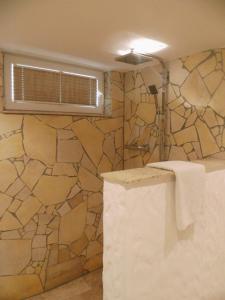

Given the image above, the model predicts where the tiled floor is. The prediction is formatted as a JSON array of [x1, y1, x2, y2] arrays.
[[27, 269, 103, 300]]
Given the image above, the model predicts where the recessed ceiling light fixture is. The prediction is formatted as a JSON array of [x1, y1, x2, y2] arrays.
[[118, 38, 168, 56]]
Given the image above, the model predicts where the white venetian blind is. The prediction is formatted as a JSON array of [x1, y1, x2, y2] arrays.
[[13, 65, 97, 106]]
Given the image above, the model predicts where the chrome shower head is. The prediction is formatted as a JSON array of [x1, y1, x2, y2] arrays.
[[115, 49, 152, 65]]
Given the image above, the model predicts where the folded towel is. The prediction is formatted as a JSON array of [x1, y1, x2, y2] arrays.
[[147, 161, 206, 231]]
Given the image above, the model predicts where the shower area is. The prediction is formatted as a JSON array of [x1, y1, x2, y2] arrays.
[[119, 51, 169, 169]]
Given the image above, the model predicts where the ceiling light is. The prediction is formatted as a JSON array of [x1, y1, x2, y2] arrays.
[[118, 38, 168, 55]]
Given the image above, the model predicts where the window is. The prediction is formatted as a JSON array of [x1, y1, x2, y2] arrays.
[[4, 54, 104, 115]]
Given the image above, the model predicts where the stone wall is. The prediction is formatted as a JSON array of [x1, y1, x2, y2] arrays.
[[166, 48, 225, 160], [0, 53, 124, 299], [124, 65, 162, 168], [124, 48, 225, 167]]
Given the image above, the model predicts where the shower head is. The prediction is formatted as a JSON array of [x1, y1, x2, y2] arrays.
[[148, 84, 158, 95], [115, 49, 152, 65]]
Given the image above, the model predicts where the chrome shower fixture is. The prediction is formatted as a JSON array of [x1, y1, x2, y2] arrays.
[[115, 49, 152, 65]]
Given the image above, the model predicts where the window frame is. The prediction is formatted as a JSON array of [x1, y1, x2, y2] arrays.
[[4, 54, 104, 115]]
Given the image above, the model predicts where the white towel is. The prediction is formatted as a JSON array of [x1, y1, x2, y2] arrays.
[[147, 161, 206, 231]]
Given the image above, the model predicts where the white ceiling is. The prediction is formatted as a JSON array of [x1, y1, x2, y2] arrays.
[[0, 0, 224, 71]]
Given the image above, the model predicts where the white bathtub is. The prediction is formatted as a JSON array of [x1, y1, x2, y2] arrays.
[[103, 164, 225, 300]]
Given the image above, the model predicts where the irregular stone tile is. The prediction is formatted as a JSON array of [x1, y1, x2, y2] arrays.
[[1, 230, 20, 239], [209, 80, 225, 116], [169, 146, 187, 160], [6, 178, 24, 197], [88, 193, 102, 209], [103, 135, 116, 163], [84, 254, 102, 272], [195, 119, 219, 156], [174, 105, 186, 116], [8, 199, 21, 213], [0, 114, 22, 135], [203, 108, 218, 127], [32, 235, 47, 248], [0, 240, 31, 275], [45, 257, 85, 290], [87, 212, 96, 225], [59, 201, 87, 244], [14, 160, 24, 176], [96, 213, 103, 238], [78, 167, 102, 192], [185, 111, 197, 127], [81, 154, 97, 175], [168, 97, 184, 110], [52, 163, 77, 176], [71, 119, 104, 166], [0, 212, 22, 231], [23, 116, 56, 165], [188, 151, 198, 160], [67, 184, 81, 199], [36, 115, 73, 128], [0, 275, 43, 300], [58, 246, 71, 263], [183, 143, 193, 153], [70, 233, 89, 255], [16, 196, 41, 226], [221, 130, 225, 148], [170, 111, 185, 133], [98, 155, 112, 173], [57, 139, 83, 163], [85, 225, 97, 240], [198, 56, 216, 77], [86, 241, 102, 259], [48, 230, 58, 244], [124, 156, 143, 169], [33, 175, 77, 206], [21, 160, 45, 190], [115, 128, 123, 149], [204, 70, 224, 94], [57, 202, 71, 216], [57, 129, 75, 139], [0, 193, 12, 217], [16, 186, 32, 201], [136, 103, 156, 124], [180, 70, 210, 107], [0, 133, 23, 160], [68, 191, 84, 209], [174, 126, 198, 145], [169, 59, 189, 85], [184, 51, 211, 71], [32, 248, 47, 261], [95, 118, 123, 133]]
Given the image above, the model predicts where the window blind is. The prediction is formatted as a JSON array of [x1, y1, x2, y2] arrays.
[[13, 65, 97, 106]]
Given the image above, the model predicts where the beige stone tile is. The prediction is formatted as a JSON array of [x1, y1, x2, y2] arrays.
[[33, 235, 47, 248], [169, 146, 187, 160], [32, 248, 47, 261], [170, 111, 185, 132], [195, 119, 219, 156], [184, 51, 210, 71], [8, 198, 21, 213], [1, 230, 20, 239], [204, 70, 224, 94], [198, 56, 216, 77], [185, 111, 197, 127], [0, 211, 22, 231], [84, 254, 102, 272], [88, 193, 102, 209], [169, 59, 189, 85], [136, 102, 156, 123], [57, 202, 71, 216], [86, 241, 102, 259], [0, 240, 31, 275], [14, 160, 25, 175], [33, 175, 77, 206], [222, 49, 225, 72], [16, 196, 41, 226], [203, 108, 218, 127], [21, 160, 45, 189], [209, 80, 225, 116], [59, 201, 87, 244], [95, 118, 123, 133], [6, 177, 24, 197], [174, 126, 198, 145], [0, 193, 12, 217], [0, 113, 22, 135], [0, 133, 23, 160], [71, 119, 104, 166], [78, 167, 102, 192], [57, 129, 75, 139], [0, 274, 43, 300], [36, 115, 73, 129], [52, 163, 77, 176], [70, 233, 89, 255], [48, 230, 58, 245], [57, 139, 83, 163], [45, 257, 85, 290], [81, 154, 96, 175], [180, 70, 210, 107], [23, 116, 56, 165], [98, 155, 112, 173]]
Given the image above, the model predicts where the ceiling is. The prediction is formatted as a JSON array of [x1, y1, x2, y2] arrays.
[[0, 0, 224, 71]]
